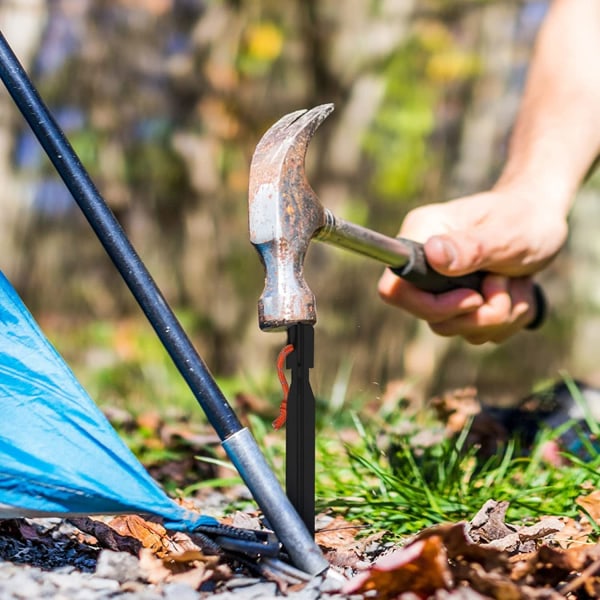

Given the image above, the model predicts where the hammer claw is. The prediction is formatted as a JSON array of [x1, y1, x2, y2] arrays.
[[253, 104, 333, 159]]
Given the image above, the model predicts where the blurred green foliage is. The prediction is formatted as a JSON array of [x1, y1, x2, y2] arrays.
[[365, 20, 480, 202], [3, 0, 579, 408]]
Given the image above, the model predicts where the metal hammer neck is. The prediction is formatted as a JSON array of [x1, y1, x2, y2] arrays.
[[315, 208, 415, 269]]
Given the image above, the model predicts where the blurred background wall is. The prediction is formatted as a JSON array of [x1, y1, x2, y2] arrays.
[[0, 0, 597, 409]]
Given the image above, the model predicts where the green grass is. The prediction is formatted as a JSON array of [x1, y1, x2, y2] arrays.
[[315, 410, 600, 538]]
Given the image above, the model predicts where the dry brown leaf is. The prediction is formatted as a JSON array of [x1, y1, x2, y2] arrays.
[[138, 544, 218, 589], [315, 516, 362, 550], [0, 519, 48, 544], [167, 549, 210, 563], [430, 388, 511, 458], [109, 515, 174, 558], [409, 513, 598, 598], [415, 522, 508, 568], [160, 423, 219, 448], [584, 569, 600, 597], [459, 561, 525, 600], [316, 516, 379, 569], [554, 516, 595, 549], [482, 518, 564, 554], [174, 497, 201, 512], [577, 489, 600, 525], [508, 544, 600, 594], [468, 500, 515, 544], [537, 544, 590, 573], [107, 515, 215, 563], [518, 518, 564, 542], [168, 531, 207, 555], [69, 517, 142, 554], [343, 535, 452, 599], [234, 391, 273, 416], [0, 519, 51, 544], [378, 379, 417, 415]]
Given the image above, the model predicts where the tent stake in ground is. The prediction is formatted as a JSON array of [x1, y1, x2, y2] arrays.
[[0, 31, 328, 577]]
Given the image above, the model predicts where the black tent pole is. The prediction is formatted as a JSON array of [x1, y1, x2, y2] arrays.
[[0, 31, 327, 576]]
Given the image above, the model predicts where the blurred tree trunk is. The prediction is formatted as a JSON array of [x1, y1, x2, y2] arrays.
[[0, 0, 47, 278]]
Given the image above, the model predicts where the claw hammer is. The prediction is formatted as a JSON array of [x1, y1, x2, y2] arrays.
[[248, 103, 546, 532]]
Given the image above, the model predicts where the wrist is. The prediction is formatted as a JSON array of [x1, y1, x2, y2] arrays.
[[492, 172, 575, 219]]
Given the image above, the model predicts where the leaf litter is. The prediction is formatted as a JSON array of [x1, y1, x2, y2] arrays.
[[1, 383, 600, 597], [344, 494, 600, 599]]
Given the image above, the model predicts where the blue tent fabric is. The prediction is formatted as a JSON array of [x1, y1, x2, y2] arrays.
[[0, 271, 216, 530]]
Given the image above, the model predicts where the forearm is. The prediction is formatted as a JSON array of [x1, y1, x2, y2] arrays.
[[496, 0, 600, 216]]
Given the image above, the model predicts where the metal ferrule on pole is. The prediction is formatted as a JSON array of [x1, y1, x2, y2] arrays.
[[222, 428, 329, 576]]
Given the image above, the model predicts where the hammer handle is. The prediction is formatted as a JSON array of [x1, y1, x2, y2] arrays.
[[391, 238, 547, 330], [318, 212, 546, 330]]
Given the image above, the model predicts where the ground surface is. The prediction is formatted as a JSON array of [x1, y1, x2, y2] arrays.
[[1, 496, 600, 599], [2, 386, 600, 598]]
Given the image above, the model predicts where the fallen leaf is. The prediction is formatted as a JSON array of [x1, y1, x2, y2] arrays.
[[378, 379, 417, 415], [343, 535, 452, 599], [234, 391, 273, 417], [315, 516, 362, 550], [577, 489, 600, 525], [168, 549, 211, 563], [459, 561, 525, 600], [518, 517, 564, 542], [169, 531, 208, 556], [70, 517, 142, 554], [430, 388, 512, 458], [414, 522, 508, 568], [1, 519, 49, 544], [483, 517, 564, 554], [554, 516, 595, 549], [409, 510, 596, 598], [537, 544, 589, 573], [109, 515, 174, 558], [468, 500, 516, 543], [316, 515, 380, 569], [160, 423, 219, 448]]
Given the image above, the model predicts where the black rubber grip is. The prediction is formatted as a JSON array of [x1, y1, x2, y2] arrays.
[[390, 238, 547, 330]]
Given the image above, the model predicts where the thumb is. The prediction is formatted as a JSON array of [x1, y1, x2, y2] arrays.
[[424, 233, 488, 276]]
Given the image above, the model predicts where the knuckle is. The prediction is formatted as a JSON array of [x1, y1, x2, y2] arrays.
[[468, 239, 487, 266], [400, 205, 442, 239]]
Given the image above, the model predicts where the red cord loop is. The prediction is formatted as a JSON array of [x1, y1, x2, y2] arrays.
[[273, 343, 294, 430]]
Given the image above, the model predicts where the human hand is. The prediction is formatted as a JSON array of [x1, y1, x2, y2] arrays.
[[378, 188, 568, 344]]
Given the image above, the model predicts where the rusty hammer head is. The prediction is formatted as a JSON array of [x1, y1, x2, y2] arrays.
[[248, 104, 334, 332]]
